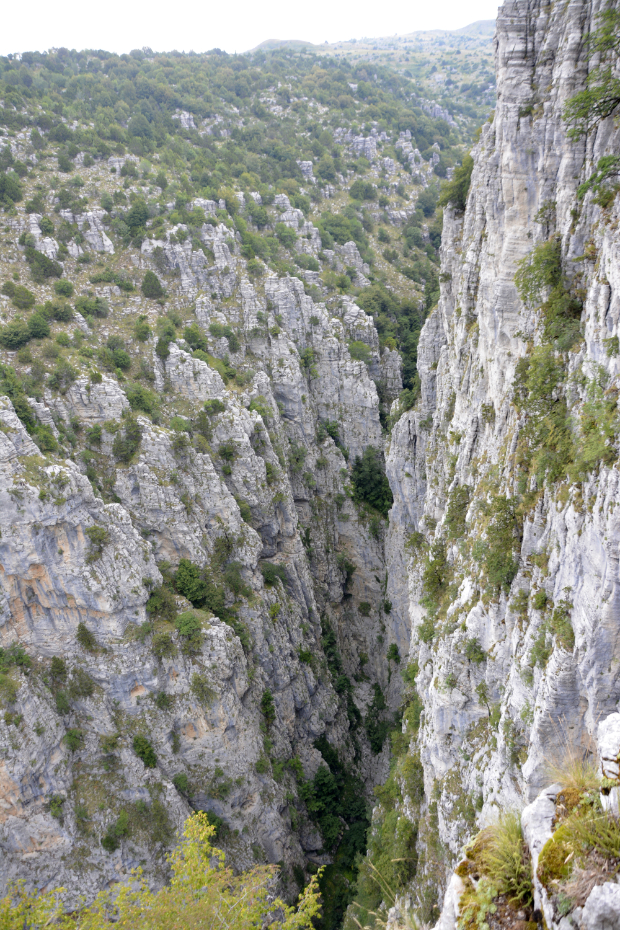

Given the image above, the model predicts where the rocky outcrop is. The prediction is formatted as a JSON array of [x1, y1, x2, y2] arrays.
[[382, 0, 620, 922], [0, 253, 395, 900]]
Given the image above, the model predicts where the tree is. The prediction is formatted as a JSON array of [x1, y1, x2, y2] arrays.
[[438, 154, 474, 212], [564, 6, 620, 137], [351, 446, 393, 517], [0, 813, 323, 929], [141, 270, 164, 299]]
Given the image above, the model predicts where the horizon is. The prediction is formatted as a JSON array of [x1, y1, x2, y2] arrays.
[[1, 1, 500, 57]]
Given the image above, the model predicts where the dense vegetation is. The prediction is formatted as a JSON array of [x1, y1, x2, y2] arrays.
[[0, 813, 323, 928]]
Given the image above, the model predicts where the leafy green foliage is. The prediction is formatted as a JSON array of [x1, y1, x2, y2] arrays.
[[438, 154, 474, 212], [514, 347, 574, 484], [125, 383, 159, 417], [84, 525, 109, 564], [101, 810, 130, 852], [445, 485, 470, 539], [514, 237, 582, 351], [175, 610, 204, 655], [348, 340, 372, 363], [260, 688, 276, 726], [482, 496, 522, 592], [112, 415, 143, 463], [421, 540, 449, 617], [133, 734, 157, 768], [76, 622, 97, 652], [260, 562, 287, 587], [351, 446, 393, 517], [364, 683, 390, 753], [564, 6, 620, 137]]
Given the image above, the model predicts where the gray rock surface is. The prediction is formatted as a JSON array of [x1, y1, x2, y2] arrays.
[[383, 0, 620, 920]]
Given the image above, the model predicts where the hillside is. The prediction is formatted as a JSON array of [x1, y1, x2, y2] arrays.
[[0, 41, 462, 930]]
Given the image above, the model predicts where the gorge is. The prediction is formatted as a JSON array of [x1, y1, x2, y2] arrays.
[[1, 2, 620, 929]]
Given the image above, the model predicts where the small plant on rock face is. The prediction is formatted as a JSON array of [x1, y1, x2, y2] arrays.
[[260, 688, 276, 727], [76, 621, 97, 651], [191, 673, 215, 706], [64, 728, 84, 752], [133, 734, 157, 768], [85, 526, 109, 564]]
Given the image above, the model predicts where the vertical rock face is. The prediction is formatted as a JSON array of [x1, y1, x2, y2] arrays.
[[383, 0, 620, 917], [0, 266, 398, 900]]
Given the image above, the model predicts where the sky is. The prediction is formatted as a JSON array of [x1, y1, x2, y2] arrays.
[[1, 0, 501, 57]]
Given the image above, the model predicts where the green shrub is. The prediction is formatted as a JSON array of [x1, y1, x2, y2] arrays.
[[85, 525, 109, 563], [75, 295, 108, 319], [54, 279, 74, 297], [76, 622, 97, 651], [260, 688, 276, 726], [141, 270, 164, 299], [0, 320, 31, 349], [0, 643, 31, 672], [365, 684, 389, 753], [564, 6, 620, 137], [421, 540, 449, 615], [260, 562, 287, 587], [351, 447, 393, 517], [465, 637, 486, 664], [55, 690, 70, 714], [112, 415, 143, 463], [0, 675, 18, 705], [134, 317, 151, 342], [387, 643, 400, 664], [483, 496, 522, 592], [275, 223, 297, 249], [64, 728, 84, 752], [133, 734, 157, 768], [348, 341, 372, 363], [445, 485, 470, 539], [438, 154, 474, 212], [48, 359, 77, 393], [101, 810, 130, 852], [125, 383, 158, 416], [349, 179, 376, 201], [146, 583, 176, 622], [172, 773, 189, 794], [191, 672, 215, 706], [549, 598, 574, 651], [175, 610, 204, 654], [48, 795, 65, 820], [514, 237, 582, 351], [1, 281, 35, 310], [68, 667, 95, 699], [152, 632, 177, 660], [25, 247, 62, 283]]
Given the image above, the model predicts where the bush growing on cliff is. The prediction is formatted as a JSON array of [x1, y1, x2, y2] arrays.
[[112, 415, 143, 463], [564, 5, 620, 138], [0, 813, 323, 929], [133, 734, 157, 768], [351, 446, 393, 517], [438, 154, 474, 212], [514, 236, 582, 351]]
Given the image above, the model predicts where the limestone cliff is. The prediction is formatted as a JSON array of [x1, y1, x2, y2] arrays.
[[381, 0, 620, 926], [0, 259, 397, 903]]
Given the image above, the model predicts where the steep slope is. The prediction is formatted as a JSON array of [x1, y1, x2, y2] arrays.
[[0, 44, 467, 919], [366, 0, 620, 926]]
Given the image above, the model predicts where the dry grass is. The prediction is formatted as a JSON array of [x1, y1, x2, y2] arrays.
[[544, 717, 601, 797], [545, 748, 600, 796], [478, 811, 533, 907]]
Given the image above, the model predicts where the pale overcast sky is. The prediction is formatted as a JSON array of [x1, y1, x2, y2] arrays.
[[1, 0, 501, 56]]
